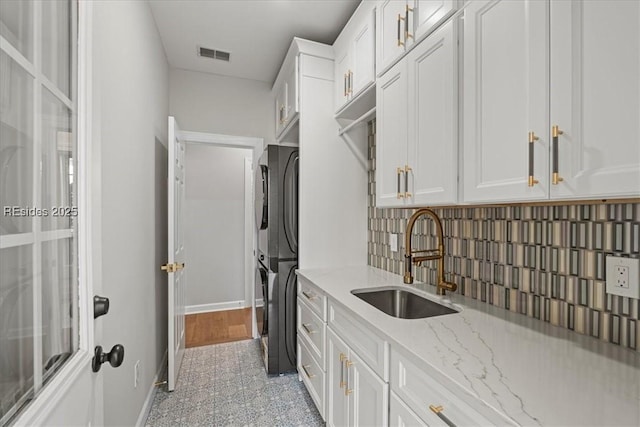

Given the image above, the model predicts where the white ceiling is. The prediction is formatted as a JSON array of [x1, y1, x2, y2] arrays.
[[149, 0, 361, 85]]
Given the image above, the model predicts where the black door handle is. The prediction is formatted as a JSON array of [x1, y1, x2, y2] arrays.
[[93, 295, 110, 318], [92, 344, 125, 372]]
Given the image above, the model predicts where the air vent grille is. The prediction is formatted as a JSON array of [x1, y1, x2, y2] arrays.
[[198, 46, 231, 62]]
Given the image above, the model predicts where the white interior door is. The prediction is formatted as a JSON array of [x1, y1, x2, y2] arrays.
[[166, 116, 186, 392]]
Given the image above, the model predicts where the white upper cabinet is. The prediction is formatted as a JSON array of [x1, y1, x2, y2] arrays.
[[275, 81, 287, 138], [550, 0, 640, 199], [377, 19, 458, 207], [462, 0, 550, 203], [463, 0, 640, 203], [376, 59, 409, 207], [335, 47, 353, 113], [414, 0, 456, 40], [377, 0, 414, 73], [274, 56, 299, 140], [377, 0, 457, 76], [285, 57, 299, 123], [334, 2, 376, 113], [408, 18, 458, 206]]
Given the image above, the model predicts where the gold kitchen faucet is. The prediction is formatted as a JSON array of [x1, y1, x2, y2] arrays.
[[404, 208, 457, 295]]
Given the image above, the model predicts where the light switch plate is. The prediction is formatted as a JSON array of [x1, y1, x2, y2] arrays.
[[389, 233, 398, 252], [605, 256, 640, 299]]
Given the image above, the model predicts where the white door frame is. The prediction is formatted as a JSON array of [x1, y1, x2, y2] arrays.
[[12, 1, 103, 424], [179, 130, 262, 334]]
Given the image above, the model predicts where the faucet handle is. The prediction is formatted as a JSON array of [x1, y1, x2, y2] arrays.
[[438, 281, 457, 295]]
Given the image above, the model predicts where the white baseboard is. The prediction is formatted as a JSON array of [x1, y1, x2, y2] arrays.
[[185, 300, 247, 314], [136, 350, 167, 427]]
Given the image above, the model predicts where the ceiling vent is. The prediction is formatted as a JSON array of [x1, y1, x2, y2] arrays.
[[198, 46, 231, 62]]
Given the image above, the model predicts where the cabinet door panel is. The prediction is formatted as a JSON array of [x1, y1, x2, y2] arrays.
[[326, 328, 350, 427], [550, 0, 640, 199], [335, 48, 352, 111], [408, 19, 457, 205], [352, 9, 376, 96], [275, 84, 287, 137], [462, 0, 549, 202], [390, 391, 427, 427], [349, 350, 389, 427], [414, 0, 455, 40], [390, 348, 511, 426], [376, 59, 408, 207], [285, 56, 298, 122], [297, 338, 325, 418], [378, 0, 409, 73]]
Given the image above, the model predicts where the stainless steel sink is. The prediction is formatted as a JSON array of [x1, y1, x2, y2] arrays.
[[351, 286, 458, 319]]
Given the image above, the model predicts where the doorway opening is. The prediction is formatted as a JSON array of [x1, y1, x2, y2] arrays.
[[179, 129, 262, 339]]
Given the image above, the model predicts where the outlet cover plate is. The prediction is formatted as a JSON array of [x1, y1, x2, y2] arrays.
[[389, 233, 398, 253], [605, 256, 640, 299]]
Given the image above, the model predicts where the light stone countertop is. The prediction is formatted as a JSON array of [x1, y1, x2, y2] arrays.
[[296, 265, 640, 426]]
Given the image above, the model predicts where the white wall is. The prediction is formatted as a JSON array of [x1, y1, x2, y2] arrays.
[[184, 144, 252, 310], [92, 2, 169, 426], [169, 68, 274, 142]]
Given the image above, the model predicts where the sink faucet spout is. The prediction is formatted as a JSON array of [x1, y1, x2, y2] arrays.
[[403, 208, 457, 296]]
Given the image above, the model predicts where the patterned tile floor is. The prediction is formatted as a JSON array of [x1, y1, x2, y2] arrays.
[[145, 339, 324, 426]]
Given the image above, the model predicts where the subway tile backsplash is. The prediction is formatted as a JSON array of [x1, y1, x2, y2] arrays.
[[366, 121, 640, 351]]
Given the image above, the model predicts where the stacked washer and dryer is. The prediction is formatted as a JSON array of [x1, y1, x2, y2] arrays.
[[254, 145, 299, 375]]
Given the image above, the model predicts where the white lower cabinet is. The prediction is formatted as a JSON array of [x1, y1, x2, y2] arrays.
[[296, 278, 512, 427], [297, 334, 325, 417], [326, 327, 389, 427], [297, 280, 328, 419], [390, 346, 514, 426], [390, 391, 427, 427]]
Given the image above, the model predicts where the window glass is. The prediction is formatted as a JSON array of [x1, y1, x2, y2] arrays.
[[0, 0, 33, 61], [0, 50, 34, 236]]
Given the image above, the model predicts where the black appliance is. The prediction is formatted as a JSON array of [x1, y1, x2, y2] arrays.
[[254, 145, 299, 375]]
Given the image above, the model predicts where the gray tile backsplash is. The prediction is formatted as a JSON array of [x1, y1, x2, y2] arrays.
[[366, 121, 640, 351]]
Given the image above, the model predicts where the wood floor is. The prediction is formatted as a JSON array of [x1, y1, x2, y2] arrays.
[[185, 307, 254, 348]]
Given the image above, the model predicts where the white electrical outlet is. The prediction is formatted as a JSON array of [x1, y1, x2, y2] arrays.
[[134, 360, 140, 389], [615, 265, 630, 288], [606, 256, 640, 299], [389, 233, 398, 252]]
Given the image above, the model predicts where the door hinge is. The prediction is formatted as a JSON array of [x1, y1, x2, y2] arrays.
[[161, 262, 185, 273]]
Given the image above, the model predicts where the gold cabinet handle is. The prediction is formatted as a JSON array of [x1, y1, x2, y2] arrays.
[[344, 73, 348, 97], [339, 353, 347, 388], [404, 165, 412, 198], [344, 359, 353, 396], [346, 70, 351, 96], [528, 131, 540, 187], [405, 4, 414, 42], [397, 167, 405, 199], [302, 364, 315, 379], [429, 405, 456, 427], [302, 323, 316, 334], [348, 70, 353, 95], [397, 14, 405, 47], [302, 290, 317, 300], [552, 125, 564, 185]]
